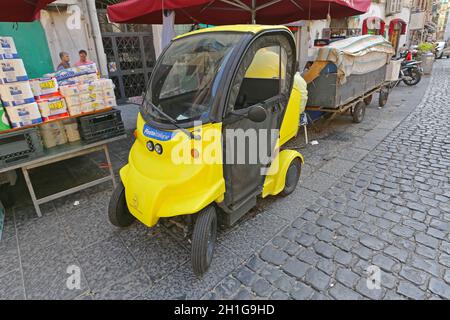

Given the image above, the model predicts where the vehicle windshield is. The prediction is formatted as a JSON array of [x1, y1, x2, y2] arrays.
[[141, 33, 244, 125]]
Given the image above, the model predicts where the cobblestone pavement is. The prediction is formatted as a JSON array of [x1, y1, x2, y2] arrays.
[[0, 60, 447, 300]]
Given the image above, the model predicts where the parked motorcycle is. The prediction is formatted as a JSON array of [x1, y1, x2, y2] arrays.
[[391, 52, 423, 87]]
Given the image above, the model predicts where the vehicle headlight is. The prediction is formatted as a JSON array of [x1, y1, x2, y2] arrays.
[[147, 141, 154, 152], [155, 144, 163, 155]]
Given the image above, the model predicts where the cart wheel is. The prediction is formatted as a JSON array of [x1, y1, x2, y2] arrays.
[[363, 95, 373, 106], [191, 205, 217, 276], [379, 88, 389, 108], [281, 157, 302, 197], [108, 181, 135, 228], [352, 102, 366, 123]]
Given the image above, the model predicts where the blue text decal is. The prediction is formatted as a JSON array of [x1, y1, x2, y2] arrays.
[[143, 124, 175, 141]]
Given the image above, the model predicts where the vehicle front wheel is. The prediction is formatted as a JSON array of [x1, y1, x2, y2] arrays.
[[281, 157, 302, 197], [108, 182, 135, 228], [191, 206, 217, 276], [352, 101, 366, 123]]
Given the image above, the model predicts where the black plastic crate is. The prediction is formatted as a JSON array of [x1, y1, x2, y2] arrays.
[[78, 109, 125, 143], [0, 128, 44, 168]]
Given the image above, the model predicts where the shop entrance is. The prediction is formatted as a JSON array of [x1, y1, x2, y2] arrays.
[[96, 4, 156, 102]]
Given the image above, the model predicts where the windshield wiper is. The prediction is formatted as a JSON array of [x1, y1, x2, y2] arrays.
[[143, 99, 195, 140]]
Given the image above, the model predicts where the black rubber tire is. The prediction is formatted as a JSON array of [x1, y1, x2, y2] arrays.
[[108, 182, 135, 228], [379, 89, 389, 108], [403, 69, 421, 86], [363, 95, 373, 106], [191, 206, 217, 276], [352, 102, 366, 123], [280, 157, 302, 197]]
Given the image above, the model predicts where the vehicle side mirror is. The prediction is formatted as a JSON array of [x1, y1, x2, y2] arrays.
[[248, 104, 267, 123]]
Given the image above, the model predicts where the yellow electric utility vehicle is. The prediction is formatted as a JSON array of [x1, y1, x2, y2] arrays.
[[109, 25, 305, 275]]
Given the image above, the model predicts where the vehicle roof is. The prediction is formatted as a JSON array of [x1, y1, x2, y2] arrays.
[[175, 25, 290, 39]]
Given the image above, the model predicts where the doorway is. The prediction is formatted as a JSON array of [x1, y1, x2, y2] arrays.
[[96, 5, 156, 102]]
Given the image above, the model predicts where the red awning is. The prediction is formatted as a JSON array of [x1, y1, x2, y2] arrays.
[[0, 0, 56, 22], [107, 0, 371, 25], [362, 16, 385, 36], [389, 18, 407, 35]]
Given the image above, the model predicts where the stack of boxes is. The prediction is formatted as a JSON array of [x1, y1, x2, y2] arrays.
[[1, 36, 119, 149], [0, 37, 42, 129], [31, 77, 70, 121], [60, 78, 117, 115]]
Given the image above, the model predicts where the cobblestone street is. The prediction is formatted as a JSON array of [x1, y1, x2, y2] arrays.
[[0, 60, 449, 300]]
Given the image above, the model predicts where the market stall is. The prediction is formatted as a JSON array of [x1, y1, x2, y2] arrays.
[[0, 34, 126, 216]]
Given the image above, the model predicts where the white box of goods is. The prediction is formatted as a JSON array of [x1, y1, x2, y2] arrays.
[[62, 119, 80, 142], [79, 73, 99, 83], [29, 77, 59, 97], [66, 104, 81, 116], [59, 84, 80, 96], [92, 98, 106, 111], [60, 84, 81, 116], [102, 88, 115, 99], [79, 93, 93, 104], [81, 102, 94, 113], [0, 59, 28, 84], [0, 102, 11, 131], [0, 37, 19, 59], [97, 78, 115, 89], [64, 94, 80, 107], [104, 97, 117, 107], [47, 63, 98, 85], [39, 121, 68, 148], [77, 83, 90, 93], [36, 94, 69, 121], [5, 102, 42, 128], [0, 81, 35, 106]]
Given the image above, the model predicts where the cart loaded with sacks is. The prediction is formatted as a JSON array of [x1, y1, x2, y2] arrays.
[[304, 35, 396, 123]]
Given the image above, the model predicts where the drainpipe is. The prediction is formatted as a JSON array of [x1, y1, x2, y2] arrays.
[[251, 0, 256, 24], [85, 0, 108, 76]]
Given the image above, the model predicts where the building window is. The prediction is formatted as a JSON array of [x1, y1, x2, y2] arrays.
[[386, 0, 402, 15]]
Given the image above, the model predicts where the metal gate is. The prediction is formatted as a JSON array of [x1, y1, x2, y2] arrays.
[[97, 7, 156, 102]]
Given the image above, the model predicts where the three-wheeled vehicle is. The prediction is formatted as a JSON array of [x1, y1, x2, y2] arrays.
[[108, 25, 305, 275]]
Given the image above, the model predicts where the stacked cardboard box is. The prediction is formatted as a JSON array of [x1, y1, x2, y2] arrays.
[[60, 78, 116, 115], [0, 37, 42, 128]]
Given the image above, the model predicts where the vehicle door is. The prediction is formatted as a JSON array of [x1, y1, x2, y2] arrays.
[[222, 31, 296, 208]]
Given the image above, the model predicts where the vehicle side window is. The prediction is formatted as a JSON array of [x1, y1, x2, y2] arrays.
[[232, 46, 285, 111], [225, 33, 295, 116]]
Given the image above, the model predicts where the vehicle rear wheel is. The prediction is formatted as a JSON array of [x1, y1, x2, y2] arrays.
[[363, 95, 373, 106], [191, 205, 217, 276], [379, 89, 389, 108], [352, 102, 366, 123], [403, 69, 421, 86], [108, 182, 135, 228], [281, 157, 302, 197]]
